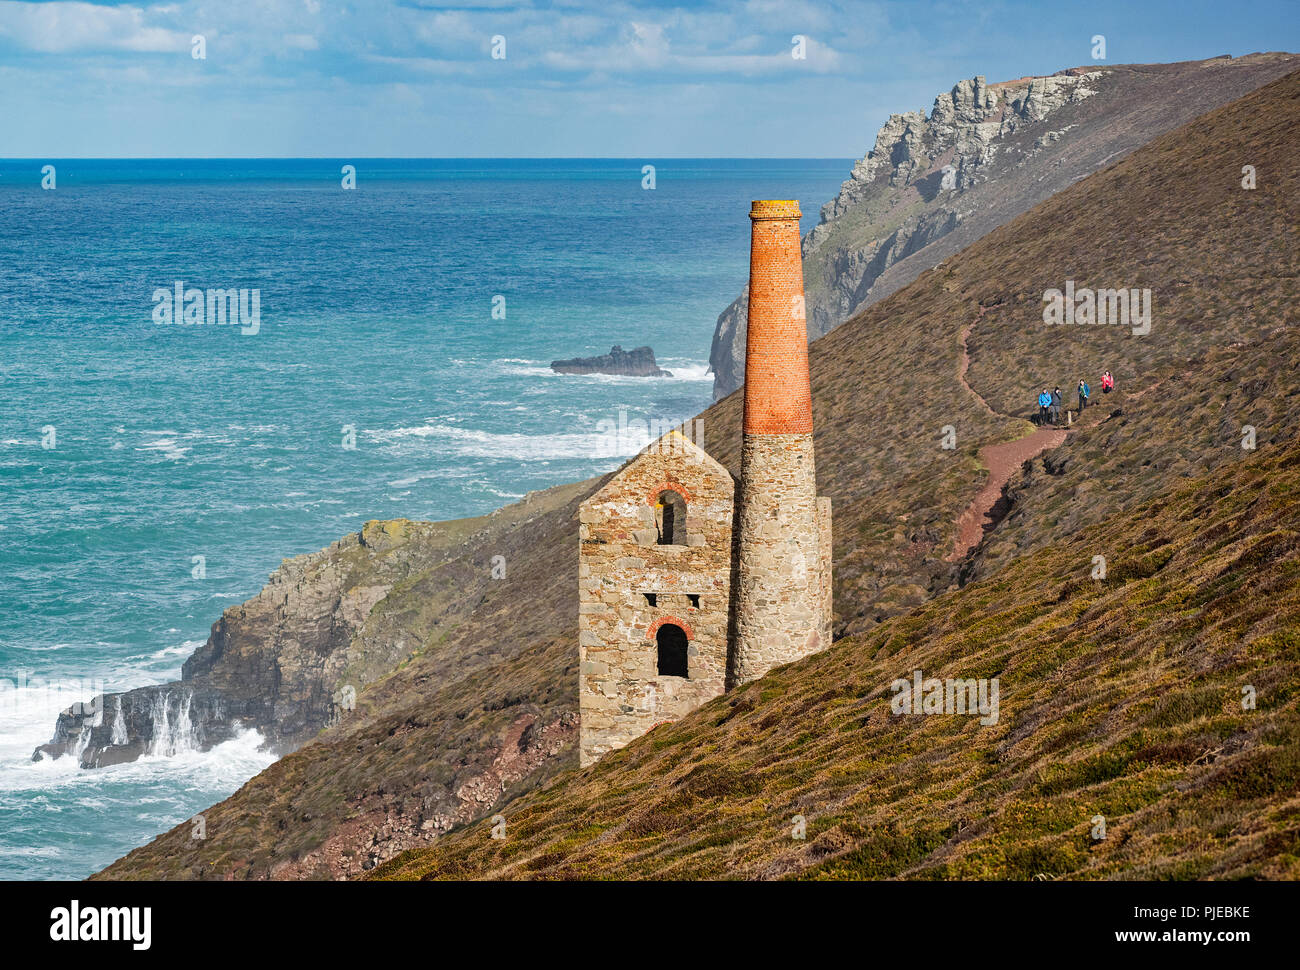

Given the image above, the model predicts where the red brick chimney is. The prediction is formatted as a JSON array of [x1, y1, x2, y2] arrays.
[[742, 200, 814, 436], [729, 200, 832, 688]]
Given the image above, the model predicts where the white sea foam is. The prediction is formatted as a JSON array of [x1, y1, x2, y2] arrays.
[[3, 726, 274, 796], [368, 422, 658, 461], [0, 669, 155, 754], [492, 357, 712, 383], [657, 360, 713, 381], [150, 639, 204, 661], [135, 435, 190, 461], [0, 676, 107, 754], [147, 689, 196, 757]]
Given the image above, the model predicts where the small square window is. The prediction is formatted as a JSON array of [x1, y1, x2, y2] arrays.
[[644, 592, 657, 607], [687, 594, 700, 609]]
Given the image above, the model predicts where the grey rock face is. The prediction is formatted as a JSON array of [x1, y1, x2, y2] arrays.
[[32, 522, 426, 768], [708, 55, 1300, 400], [32, 686, 237, 768], [710, 70, 1099, 400]]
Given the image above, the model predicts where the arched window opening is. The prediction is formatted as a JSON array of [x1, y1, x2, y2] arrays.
[[656, 624, 689, 678], [656, 490, 687, 546]]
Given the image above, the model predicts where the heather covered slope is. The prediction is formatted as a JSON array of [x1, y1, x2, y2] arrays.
[[374, 445, 1300, 880], [702, 66, 1300, 635], [98, 68, 1300, 879]]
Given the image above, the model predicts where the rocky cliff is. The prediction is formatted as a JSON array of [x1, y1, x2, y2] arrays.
[[709, 53, 1300, 399], [34, 507, 579, 771]]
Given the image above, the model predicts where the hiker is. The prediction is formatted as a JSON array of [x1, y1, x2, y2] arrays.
[[1037, 388, 1052, 425], [1050, 386, 1063, 425], [1077, 378, 1091, 412], [1101, 370, 1115, 394]]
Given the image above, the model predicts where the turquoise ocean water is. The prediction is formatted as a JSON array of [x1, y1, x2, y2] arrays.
[[0, 158, 848, 879]]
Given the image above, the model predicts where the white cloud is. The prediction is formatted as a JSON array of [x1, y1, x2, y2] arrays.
[[0, 1, 189, 53]]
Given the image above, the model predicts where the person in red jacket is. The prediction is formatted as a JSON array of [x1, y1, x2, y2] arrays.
[[1101, 370, 1115, 394]]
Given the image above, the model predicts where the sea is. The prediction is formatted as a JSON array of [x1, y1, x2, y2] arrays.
[[0, 158, 849, 880]]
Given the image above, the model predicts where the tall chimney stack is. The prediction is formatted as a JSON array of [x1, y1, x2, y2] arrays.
[[729, 200, 832, 688]]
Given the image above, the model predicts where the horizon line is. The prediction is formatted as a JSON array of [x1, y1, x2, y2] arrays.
[[0, 155, 854, 162]]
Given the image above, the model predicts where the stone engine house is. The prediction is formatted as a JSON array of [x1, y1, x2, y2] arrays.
[[579, 200, 832, 766]]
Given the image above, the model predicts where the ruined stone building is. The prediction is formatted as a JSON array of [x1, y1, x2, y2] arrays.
[[579, 201, 832, 765]]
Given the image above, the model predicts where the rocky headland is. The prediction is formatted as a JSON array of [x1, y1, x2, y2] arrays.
[[708, 54, 1300, 399]]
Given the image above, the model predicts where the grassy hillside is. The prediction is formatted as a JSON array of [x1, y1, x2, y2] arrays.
[[375, 444, 1300, 880], [703, 65, 1300, 633], [98, 68, 1300, 879]]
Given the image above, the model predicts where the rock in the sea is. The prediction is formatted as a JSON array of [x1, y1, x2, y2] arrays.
[[550, 345, 671, 377]]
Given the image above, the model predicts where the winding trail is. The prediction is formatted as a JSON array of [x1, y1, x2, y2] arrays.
[[947, 316, 1071, 563]]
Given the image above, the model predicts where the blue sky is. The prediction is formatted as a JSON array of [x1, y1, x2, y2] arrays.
[[2, 0, 1297, 157]]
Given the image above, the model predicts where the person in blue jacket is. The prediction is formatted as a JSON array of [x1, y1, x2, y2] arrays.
[[1037, 388, 1052, 424], [1077, 379, 1091, 412]]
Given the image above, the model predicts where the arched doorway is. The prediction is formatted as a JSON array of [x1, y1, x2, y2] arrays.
[[656, 623, 689, 677]]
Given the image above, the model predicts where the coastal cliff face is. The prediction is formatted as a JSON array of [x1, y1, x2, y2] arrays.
[[35, 525, 404, 767], [34, 509, 572, 771], [709, 53, 1300, 400]]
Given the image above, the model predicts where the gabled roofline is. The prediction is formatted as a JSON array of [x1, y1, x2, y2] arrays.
[[582, 430, 733, 507]]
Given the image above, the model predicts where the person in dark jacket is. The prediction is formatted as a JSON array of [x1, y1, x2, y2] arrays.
[[1050, 386, 1063, 425]]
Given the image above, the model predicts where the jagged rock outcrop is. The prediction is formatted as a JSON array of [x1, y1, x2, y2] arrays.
[[551, 345, 670, 376], [33, 518, 468, 768], [709, 55, 1300, 399], [33, 687, 234, 768]]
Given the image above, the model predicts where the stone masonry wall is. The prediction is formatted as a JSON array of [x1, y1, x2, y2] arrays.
[[817, 496, 833, 649], [578, 435, 735, 765], [729, 433, 830, 687]]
